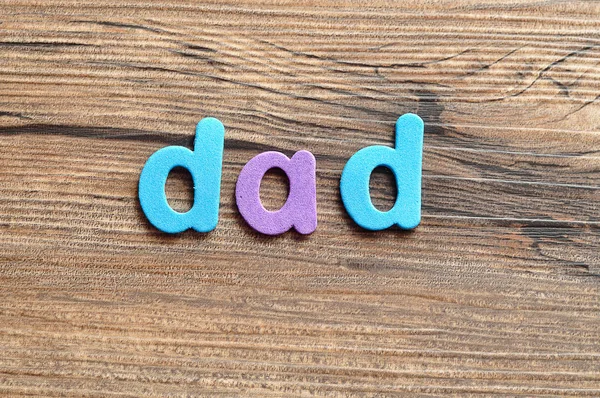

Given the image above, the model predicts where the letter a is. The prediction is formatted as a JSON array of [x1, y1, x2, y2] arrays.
[[138, 117, 225, 233], [340, 113, 424, 230], [236, 151, 317, 235]]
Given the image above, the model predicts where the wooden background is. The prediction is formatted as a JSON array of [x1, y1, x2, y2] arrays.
[[1, 0, 599, 396]]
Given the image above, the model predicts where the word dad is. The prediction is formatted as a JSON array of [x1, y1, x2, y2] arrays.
[[139, 113, 424, 235]]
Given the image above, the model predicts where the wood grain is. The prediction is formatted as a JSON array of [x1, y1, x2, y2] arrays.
[[1, 0, 599, 396]]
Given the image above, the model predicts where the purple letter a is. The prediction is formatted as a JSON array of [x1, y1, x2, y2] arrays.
[[235, 151, 317, 235]]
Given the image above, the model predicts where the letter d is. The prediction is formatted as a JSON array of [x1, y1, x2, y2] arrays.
[[340, 113, 424, 230], [138, 118, 225, 233]]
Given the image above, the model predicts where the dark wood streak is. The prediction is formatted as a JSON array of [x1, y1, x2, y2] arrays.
[[0, 123, 284, 152]]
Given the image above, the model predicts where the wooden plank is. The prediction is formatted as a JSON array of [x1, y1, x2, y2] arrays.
[[0, 1, 599, 396]]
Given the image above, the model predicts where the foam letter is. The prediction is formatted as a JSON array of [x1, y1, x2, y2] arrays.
[[138, 117, 225, 233], [340, 113, 424, 230], [236, 151, 317, 235]]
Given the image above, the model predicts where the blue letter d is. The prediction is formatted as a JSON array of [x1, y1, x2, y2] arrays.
[[138, 118, 225, 233], [340, 113, 424, 230]]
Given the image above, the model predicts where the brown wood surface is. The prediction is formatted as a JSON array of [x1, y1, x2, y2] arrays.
[[1, 1, 599, 396]]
